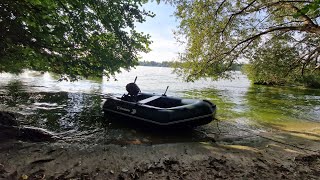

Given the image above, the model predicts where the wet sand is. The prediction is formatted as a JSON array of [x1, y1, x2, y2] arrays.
[[0, 121, 319, 180]]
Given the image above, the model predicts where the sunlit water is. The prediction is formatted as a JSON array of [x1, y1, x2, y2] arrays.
[[1, 66, 320, 143]]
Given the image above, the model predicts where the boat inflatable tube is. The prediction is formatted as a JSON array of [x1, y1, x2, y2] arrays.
[[103, 93, 216, 127]]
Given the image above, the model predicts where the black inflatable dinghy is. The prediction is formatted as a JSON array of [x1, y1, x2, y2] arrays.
[[103, 77, 216, 127]]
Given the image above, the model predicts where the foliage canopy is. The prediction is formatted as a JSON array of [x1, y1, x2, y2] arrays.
[[1, 0, 153, 80], [168, 0, 320, 86]]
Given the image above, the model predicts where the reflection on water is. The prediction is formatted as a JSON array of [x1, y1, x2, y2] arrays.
[[0, 66, 320, 143], [245, 85, 320, 123], [0, 81, 104, 132]]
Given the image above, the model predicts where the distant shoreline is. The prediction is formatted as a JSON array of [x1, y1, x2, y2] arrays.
[[139, 61, 173, 67], [139, 61, 244, 70]]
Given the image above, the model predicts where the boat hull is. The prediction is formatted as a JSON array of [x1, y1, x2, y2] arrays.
[[103, 93, 216, 128]]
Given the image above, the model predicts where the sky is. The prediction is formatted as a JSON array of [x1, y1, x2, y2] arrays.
[[135, 2, 184, 62]]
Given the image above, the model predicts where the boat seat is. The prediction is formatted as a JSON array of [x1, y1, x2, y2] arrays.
[[138, 95, 161, 104]]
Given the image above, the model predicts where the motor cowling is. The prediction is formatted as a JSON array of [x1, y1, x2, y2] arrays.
[[126, 83, 140, 96]]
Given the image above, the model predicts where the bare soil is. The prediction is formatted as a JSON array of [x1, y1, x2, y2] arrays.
[[0, 121, 319, 180]]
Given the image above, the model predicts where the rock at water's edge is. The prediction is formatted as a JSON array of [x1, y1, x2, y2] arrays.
[[0, 112, 19, 126]]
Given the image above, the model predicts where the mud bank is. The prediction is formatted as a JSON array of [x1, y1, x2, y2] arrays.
[[0, 121, 319, 180]]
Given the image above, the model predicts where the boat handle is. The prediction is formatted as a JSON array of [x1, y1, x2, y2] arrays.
[[162, 86, 169, 96]]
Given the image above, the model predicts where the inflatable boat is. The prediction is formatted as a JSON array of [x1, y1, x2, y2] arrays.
[[103, 78, 216, 127]]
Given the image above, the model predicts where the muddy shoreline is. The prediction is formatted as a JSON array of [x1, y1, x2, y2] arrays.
[[0, 139, 319, 179], [1, 117, 319, 180]]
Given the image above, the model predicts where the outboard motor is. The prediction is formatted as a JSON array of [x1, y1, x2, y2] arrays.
[[122, 76, 140, 101], [126, 82, 140, 96]]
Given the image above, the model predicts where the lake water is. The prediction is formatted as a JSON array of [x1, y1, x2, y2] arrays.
[[1, 66, 320, 143]]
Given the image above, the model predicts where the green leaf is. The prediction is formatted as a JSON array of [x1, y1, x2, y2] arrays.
[[0, 0, 154, 81]]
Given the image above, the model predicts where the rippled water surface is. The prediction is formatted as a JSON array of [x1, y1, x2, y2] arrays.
[[1, 66, 320, 143]]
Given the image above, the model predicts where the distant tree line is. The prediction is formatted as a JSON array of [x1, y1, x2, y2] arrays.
[[230, 63, 243, 71], [139, 61, 175, 67], [139, 60, 244, 71]]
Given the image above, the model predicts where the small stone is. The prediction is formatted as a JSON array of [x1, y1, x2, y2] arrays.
[[110, 170, 114, 174], [21, 174, 28, 180], [121, 168, 128, 173], [148, 171, 153, 175], [74, 162, 80, 167]]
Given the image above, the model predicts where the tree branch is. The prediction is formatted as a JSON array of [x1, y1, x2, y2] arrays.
[[288, 4, 317, 27], [214, 0, 227, 17], [221, 0, 257, 35], [223, 26, 303, 57]]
